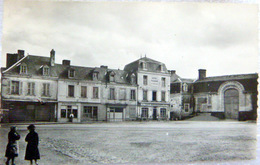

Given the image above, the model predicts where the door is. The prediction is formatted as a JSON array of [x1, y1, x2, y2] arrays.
[[153, 108, 157, 120], [109, 107, 124, 121], [224, 89, 239, 119]]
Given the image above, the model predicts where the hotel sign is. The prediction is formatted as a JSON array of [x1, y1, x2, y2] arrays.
[[151, 77, 159, 86]]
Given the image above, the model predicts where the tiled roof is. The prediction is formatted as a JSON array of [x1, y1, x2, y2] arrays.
[[124, 57, 168, 73], [195, 73, 258, 82], [2, 55, 133, 85]]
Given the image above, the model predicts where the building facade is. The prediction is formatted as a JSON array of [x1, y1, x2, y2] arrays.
[[169, 69, 258, 121], [1, 50, 258, 122]]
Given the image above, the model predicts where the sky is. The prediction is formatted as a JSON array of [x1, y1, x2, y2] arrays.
[[1, 0, 258, 79]]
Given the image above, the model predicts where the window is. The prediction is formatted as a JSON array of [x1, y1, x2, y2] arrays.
[[93, 72, 99, 80], [42, 83, 50, 96], [141, 108, 148, 118], [152, 91, 157, 101], [27, 82, 35, 95], [143, 75, 148, 85], [159, 65, 163, 71], [68, 69, 75, 78], [68, 85, 74, 97], [160, 108, 166, 118], [83, 106, 98, 119], [61, 105, 78, 119], [119, 88, 126, 100], [208, 95, 212, 105], [162, 77, 166, 87], [130, 89, 136, 100], [20, 65, 27, 74], [161, 91, 166, 101], [143, 90, 148, 101], [183, 83, 188, 92], [93, 87, 99, 98], [43, 67, 49, 76], [110, 73, 115, 82], [140, 62, 147, 70], [184, 103, 190, 112], [130, 74, 136, 84], [81, 86, 87, 98], [11, 81, 19, 95], [109, 88, 115, 100]]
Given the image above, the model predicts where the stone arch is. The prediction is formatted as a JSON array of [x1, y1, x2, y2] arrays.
[[218, 81, 246, 117]]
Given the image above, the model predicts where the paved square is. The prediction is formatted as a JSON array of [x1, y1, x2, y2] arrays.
[[0, 121, 257, 164]]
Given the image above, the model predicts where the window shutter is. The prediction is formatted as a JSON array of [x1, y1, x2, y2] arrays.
[[7, 80, 11, 95], [19, 82, 23, 95]]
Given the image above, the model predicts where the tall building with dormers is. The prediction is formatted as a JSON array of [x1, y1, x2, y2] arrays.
[[124, 57, 171, 120]]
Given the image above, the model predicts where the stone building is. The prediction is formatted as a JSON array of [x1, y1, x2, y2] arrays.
[[1, 50, 57, 122], [124, 57, 171, 120], [169, 69, 258, 121]]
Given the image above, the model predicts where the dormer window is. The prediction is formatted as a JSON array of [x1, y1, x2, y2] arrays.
[[110, 72, 115, 82], [130, 73, 136, 84], [183, 83, 188, 92], [43, 66, 50, 76], [159, 65, 164, 71], [20, 64, 27, 74], [140, 62, 147, 70], [68, 69, 75, 78], [93, 72, 99, 81]]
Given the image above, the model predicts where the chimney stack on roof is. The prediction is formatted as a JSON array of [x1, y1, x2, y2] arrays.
[[198, 69, 206, 79], [50, 49, 55, 66], [62, 60, 70, 66], [169, 70, 176, 75], [6, 50, 25, 68], [100, 65, 108, 69]]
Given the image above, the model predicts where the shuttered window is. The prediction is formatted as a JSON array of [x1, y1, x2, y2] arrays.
[[11, 81, 19, 94]]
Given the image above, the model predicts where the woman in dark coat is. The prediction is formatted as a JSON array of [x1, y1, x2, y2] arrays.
[[5, 126, 20, 165], [25, 124, 40, 165]]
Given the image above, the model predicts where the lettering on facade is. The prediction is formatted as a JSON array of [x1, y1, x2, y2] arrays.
[[151, 77, 159, 86]]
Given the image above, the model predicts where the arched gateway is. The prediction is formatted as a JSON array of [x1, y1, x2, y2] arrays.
[[218, 81, 245, 120]]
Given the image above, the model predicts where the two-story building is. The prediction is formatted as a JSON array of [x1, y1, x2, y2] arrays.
[[1, 50, 57, 122]]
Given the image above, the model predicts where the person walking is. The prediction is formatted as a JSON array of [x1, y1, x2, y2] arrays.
[[5, 126, 20, 165], [25, 124, 40, 165]]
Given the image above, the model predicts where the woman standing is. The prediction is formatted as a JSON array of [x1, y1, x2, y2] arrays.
[[25, 124, 40, 165], [5, 126, 20, 165]]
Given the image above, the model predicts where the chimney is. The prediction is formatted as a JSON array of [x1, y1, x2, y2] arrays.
[[62, 60, 70, 66], [17, 50, 25, 60], [100, 65, 108, 69], [50, 49, 55, 66], [169, 70, 176, 75], [198, 69, 206, 79]]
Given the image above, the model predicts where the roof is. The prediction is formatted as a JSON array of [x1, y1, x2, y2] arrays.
[[195, 73, 258, 83], [124, 57, 168, 74], [2, 54, 134, 85]]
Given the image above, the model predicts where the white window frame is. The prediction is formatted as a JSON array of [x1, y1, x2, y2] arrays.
[[27, 82, 35, 96], [42, 83, 50, 96]]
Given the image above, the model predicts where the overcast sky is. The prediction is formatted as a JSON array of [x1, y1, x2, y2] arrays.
[[1, 0, 258, 78]]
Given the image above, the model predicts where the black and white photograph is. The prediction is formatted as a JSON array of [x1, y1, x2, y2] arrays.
[[0, 0, 259, 164]]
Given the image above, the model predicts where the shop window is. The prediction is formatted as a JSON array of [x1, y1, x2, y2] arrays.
[[160, 108, 166, 118], [61, 105, 78, 119], [61, 109, 66, 118], [83, 106, 98, 119]]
